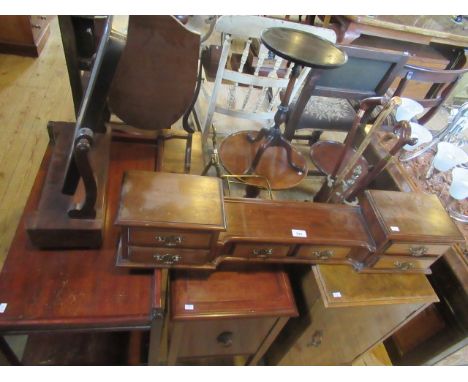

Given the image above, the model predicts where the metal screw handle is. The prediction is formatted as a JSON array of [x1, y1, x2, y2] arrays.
[[312, 249, 334, 260], [394, 261, 414, 271], [409, 246, 428, 257], [216, 331, 233, 347], [252, 248, 273, 257], [155, 235, 183, 247], [306, 330, 323, 348], [153, 254, 181, 265]]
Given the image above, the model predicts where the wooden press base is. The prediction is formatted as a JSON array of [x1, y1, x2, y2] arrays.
[[218, 130, 307, 190], [26, 122, 110, 249]]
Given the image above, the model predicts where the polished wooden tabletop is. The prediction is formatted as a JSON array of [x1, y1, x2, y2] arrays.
[[344, 15, 468, 47], [261, 27, 348, 68], [0, 137, 161, 333]]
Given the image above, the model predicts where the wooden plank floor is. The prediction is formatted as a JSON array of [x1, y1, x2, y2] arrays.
[[0, 17, 75, 270], [0, 16, 391, 366]]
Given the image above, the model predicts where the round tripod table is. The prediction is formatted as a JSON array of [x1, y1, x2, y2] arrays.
[[219, 27, 347, 189]]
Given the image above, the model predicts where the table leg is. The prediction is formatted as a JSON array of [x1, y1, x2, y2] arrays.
[[147, 312, 164, 366], [0, 336, 22, 365]]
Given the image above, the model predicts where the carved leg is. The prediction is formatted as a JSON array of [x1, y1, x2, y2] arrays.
[[68, 128, 97, 219], [308, 130, 323, 145], [184, 134, 192, 174], [279, 138, 306, 173], [245, 135, 275, 174], [246, 128, 270, 143]]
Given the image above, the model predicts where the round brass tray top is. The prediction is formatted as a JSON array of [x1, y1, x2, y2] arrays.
[[260, 27, 348, 69]]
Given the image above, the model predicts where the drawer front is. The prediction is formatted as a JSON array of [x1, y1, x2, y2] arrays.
[[176, 317, 277, 358], [296, 245, 350, 260], [127, 246, 209, 266], [128, 228, 212, 249], [385, 242, 449, 257], [231, 243, 291, 258], [372, 255, 436, 272]]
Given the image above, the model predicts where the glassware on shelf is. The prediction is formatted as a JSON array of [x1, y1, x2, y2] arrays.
[[447, 167, 468, 222], [426, 142, 468, 179]]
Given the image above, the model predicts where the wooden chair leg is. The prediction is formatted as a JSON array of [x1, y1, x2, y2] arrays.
[[0, 336, 22, 365]]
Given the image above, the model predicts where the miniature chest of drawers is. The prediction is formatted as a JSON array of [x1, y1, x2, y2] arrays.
[[167, 264, 297, 365], [360, 190, 464, 274], [115, 171, 226, 268]]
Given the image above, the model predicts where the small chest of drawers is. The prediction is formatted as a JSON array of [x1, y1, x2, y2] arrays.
[[167, 264, 297, 365], [360, 190, 464, 274], [115, 171, 226, 268]]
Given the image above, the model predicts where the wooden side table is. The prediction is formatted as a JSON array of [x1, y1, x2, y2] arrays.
[[167, 264, 297, 365], [0, 139, 165, 365], [267, 264, 438, 365]]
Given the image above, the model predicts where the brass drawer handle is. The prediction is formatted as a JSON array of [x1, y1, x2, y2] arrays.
[[153, 254, 181, 265], [312, 249, 334, 260], [252, 248, 273, 258], [409, 246, 428, 257], [32, 24, 42, 29], [39, 16, 47, 20], [394, 261, 414, 271], [216, 331, 233, 347], [306, 330, 323, 348], [155, 235, 183, 247]]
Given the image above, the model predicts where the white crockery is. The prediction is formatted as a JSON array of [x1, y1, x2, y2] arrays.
[[395, 98, 424, 122], [433, 142, 468, 172]]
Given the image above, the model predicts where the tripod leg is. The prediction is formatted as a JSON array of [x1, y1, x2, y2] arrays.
[[246, 128, 270, 143], [245, 135, 274, 174], [201, 161, 212, 176], [280, 138, 306, 173]]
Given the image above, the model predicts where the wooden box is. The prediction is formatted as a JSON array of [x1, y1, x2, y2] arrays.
[[267, 264, 438, 365], [360, 190, 464, 274], [115, 171, 226, 268], [219, 198, 374, 266], [167, 264, 297, 365], [0, 16, 51, 57]]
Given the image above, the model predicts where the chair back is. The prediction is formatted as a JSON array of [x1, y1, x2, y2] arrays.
[[200, 15, 336, 142], [391, 63, 468, 124], [284, 45, 410, 139], [313, 45, 410, 99], [108, 16, 201, 130]]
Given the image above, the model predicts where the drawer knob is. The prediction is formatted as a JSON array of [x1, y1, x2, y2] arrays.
[[252, 248, 273, 258], [394, 261, 414, 271], [409, 246, 427, 257], [153, 254, 181, 265], [155, 235, 183, 247], [312, 249, 334, 260], [40, 16, 47, 20], [216, 331, 233, 347], [306, 330, 323, 348]]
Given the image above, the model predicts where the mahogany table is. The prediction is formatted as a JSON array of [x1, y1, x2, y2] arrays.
[[330, 16, 468, 69], [0, 135, 165, 365]]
